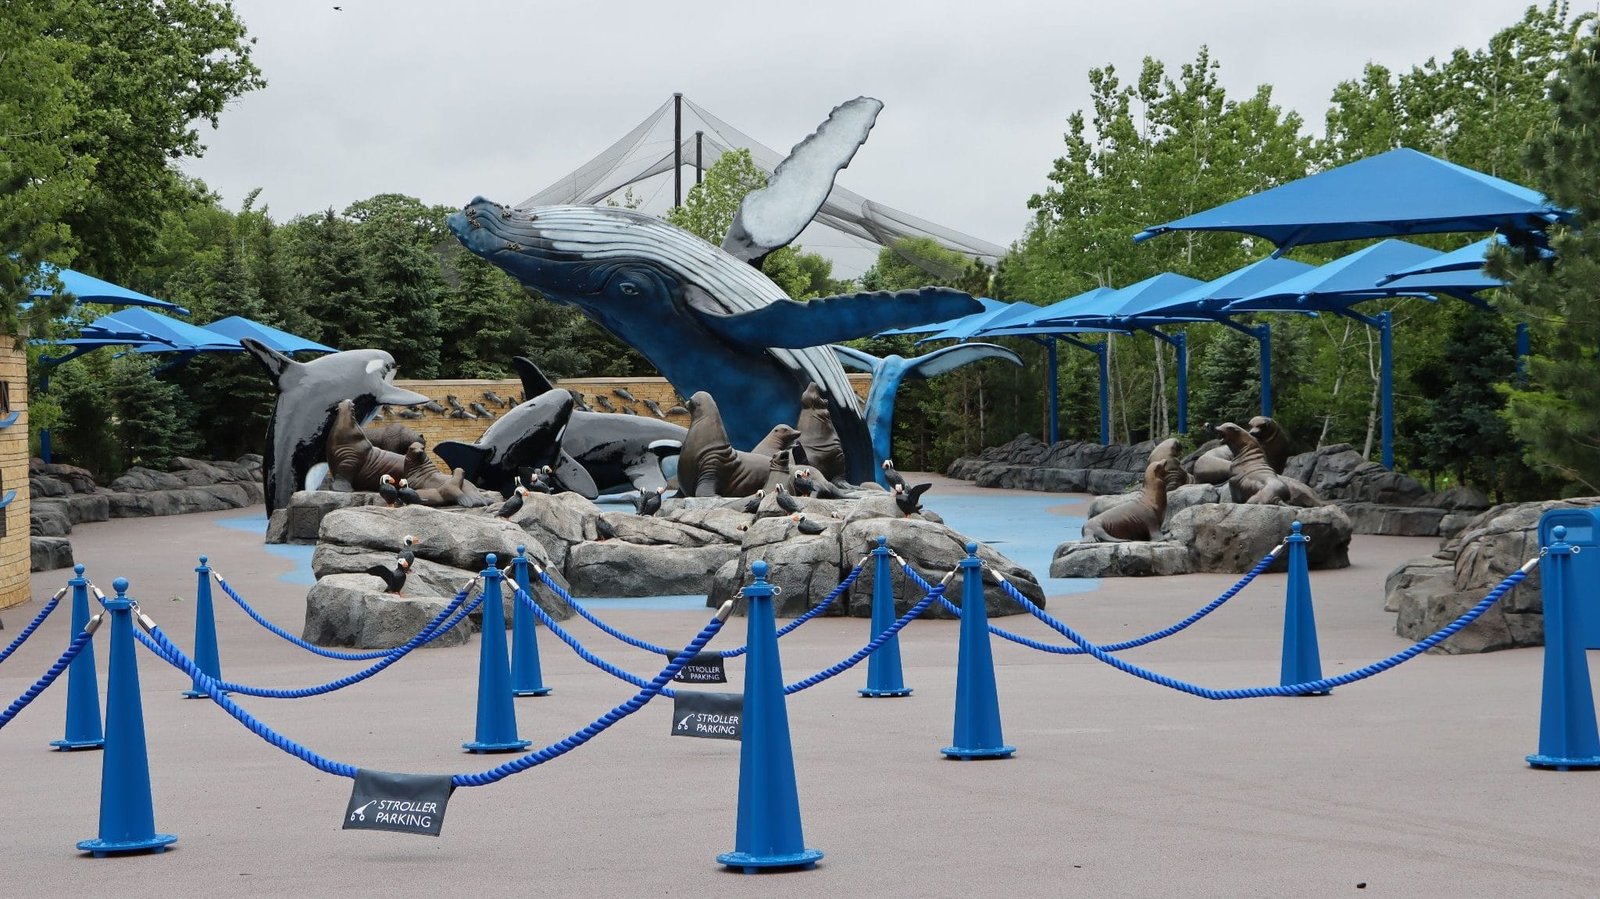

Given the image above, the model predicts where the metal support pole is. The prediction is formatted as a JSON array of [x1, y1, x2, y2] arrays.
[[1515, 321, 1531, 386], [1255, 322, 1273, 418], [1096, 342, 1110, 445], [1379, 310, 1394, 469], [1173, 330, 1188, 434], [695, 130, 704, 185], [1045, 338, 1060, 444], [673, 93, 683, 208]]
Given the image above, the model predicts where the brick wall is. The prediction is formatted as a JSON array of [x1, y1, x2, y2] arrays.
[[390, 375, 869, 474], [0, 336, 30, 610]]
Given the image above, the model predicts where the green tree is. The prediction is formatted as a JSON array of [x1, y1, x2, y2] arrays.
[[1489, 26, 1600, 491], [667, 149, 766, 244]]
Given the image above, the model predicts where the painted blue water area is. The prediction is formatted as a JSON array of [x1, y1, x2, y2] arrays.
[[218, 513, 316, 585], [924, 490, 1100, 597]]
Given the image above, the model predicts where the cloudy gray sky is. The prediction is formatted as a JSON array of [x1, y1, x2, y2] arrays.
[[182, 0, 1537, 274]]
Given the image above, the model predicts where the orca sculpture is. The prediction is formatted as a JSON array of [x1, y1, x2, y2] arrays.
[[434, 388, 598, 500]]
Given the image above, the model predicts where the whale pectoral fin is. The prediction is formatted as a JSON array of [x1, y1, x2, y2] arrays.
[[721, 97, 883, 264], [697, 287, 982, 348], [241, 338, 297, 386], [829, 344, 880, 373], [511, 356, 557, 398], [305, 462, 330, 492], [551, 451, 599, 500], [905, 343, 1024, 381], [434, 441, 489, 482]]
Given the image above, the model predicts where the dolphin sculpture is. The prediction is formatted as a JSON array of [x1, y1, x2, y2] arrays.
[[511, 357, 684, 495], [434, 387, 598, 500], [830, 342, 1023, 486], [242, 338, 430, 516], [448, 97, 983, 485]]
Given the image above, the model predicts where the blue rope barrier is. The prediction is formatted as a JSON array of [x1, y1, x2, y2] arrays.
[[0, 628, 96, 731], [140, 581, 482, 699], [213, 570, 466, 662], [990, 562, 1536, 699], [514, 586, 676, 696], [136, 605, 729, 786], [534, 558, 867, 659], [0, 588, 66, 666], [898, 548, 1284, 655]]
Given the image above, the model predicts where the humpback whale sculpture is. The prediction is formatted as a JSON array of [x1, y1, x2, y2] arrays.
[[243, 339, 430, 515], [448, 97, 982, 484], [830, 342, 1022, 485]]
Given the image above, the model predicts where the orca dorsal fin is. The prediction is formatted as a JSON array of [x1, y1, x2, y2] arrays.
[[511, 356, 557, 399], [241, 337, 298, 386]]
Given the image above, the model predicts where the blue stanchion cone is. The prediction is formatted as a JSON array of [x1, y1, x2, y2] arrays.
[[942, 544, 1014, 760], [860, 536, 911, 698], [1528, 525, 1600, 769], [52, 565, 104, 751], [718, 560, 823, 873], [182, 556, 224, 699], [464, 554, 531, 753], [1280, 522, 1326, 693], [509, 545, 551, 697], [78, 578, 177, 857]]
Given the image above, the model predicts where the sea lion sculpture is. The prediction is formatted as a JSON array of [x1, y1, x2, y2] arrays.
[[763, 448, 795, 494], [1248, 415, 1291, 474], [751, 424, 801, 457], [449, 97, 984, 484], [1217, 422, 1321, 507], [434, 388, 598, 500], [324, 400, 408, 492], [401, 442, 491, 508], [242, 338, 430, 515], [678, 391, 772, 497], [830, 342, 1023, 487], [1145, 437, 1192, 492], [512, 357, 685, 495], [1081, 458, 1174, 542], [793, 382, 847, 485]]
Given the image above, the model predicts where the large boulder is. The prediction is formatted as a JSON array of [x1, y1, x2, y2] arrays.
[[1162, 503, 1352, 573], [1389, 498, 1600, 653], [303, 573, 474, 649], [838, 517, 1043, 619], [1050, 541, 1192, 577], [109, 466, 187, 492], [319, 504, 556, 573], [278, 490, 385, 544], [503, 492, 597, 568], [31, 459, 98, 494], [30, 536, 74, 572], [565, 541, 739, 597], [64, 493, 110, 524], [310, 544, 574, 623], [1283, 444, 1429, 505], [1340, 503, 1446, 537], [29, 474, 69, 498], [29, 499, 73, 537], [707, 515, 846, 617]]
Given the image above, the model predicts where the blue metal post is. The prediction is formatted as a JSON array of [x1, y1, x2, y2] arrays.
[[942, 544, 1015, 759], [1527, 525, 1600, 769], [718, 561, 823, 873], [78, 578, 177, 856], [1096, 342, 1110, 445], [1279, 522, 1326, 692], [40, 429, 52, 464], [1174, 330, 1188, 434], [509, 545, 551, 697], [1515, 321, 1530, 386], [1255, 322, 1273, 418], [1379, 310, 1394, 470], [463, 555, 531, 753], [181, 556, 223, 699], [860, 537, 910, 698], [52, 564, 103, 750], [1045, 337, 1060, 444]]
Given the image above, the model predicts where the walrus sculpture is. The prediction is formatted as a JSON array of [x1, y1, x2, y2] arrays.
[[1081, 457, 1175, 542], [325, 400, 409, 493], [1217, 422, 1321, 507], [678, 391, 772, 497]]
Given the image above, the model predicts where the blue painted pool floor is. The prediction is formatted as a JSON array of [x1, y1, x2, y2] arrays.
[[218, 490, 1093, 606]]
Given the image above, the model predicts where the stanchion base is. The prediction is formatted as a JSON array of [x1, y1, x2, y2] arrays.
[[513, 687, 552, 697], [1526, 753, 1600, 770], [463, 738, 532, 754], [941, 744, 1016, 760], [717, 848, 823, 873], [858, 687, 912, 698], [50, 737, 104, 751], [77, 833, 177, 857]]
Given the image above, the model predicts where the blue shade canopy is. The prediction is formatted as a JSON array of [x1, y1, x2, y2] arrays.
[[1030, 272, 1206, 327], [977, 287, 1122, 337], [1378, 267, 1503, 303], [1225, 239, 1444, 312], [1157, 257, 1318, 317], [202, 316, 336, 355], [876, 297, 1009, 336], [916, 301, 1041, 343], [30, 263, 190, 315], [1134, 148, 1569, 251], [81, 308, 242, 353]]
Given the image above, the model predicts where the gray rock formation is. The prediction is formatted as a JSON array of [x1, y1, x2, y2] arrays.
[[1164, 503, 1351, 573], [947, 434, 1155, 495], [319, 504, 557, 573], [29, 455, 265, 540], [1050, 541, 1191, 578], [30, 536, 74, 572], [707, 516, 845, 617], [566, 541, 740, 597], [303, 573, 475, 649], [310, 544, 574, 624]]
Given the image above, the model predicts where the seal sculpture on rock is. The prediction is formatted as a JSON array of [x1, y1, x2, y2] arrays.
[[1145, 438, 1192, 492], [678, 391, 772, 497], [1217, 422, 1321, 507], [751, 424, 801, 457], [325, 400, 409, 493], [448, 97, 984, 484], [1081, 457, 1174, 542], [242, 338, 430, 515], [401, 442, 491, 508], [793, 382, 847, 485], [1247, 415, 1290, 474]]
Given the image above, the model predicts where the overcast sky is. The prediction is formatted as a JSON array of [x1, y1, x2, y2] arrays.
[[181, 0, 1536, 274]]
